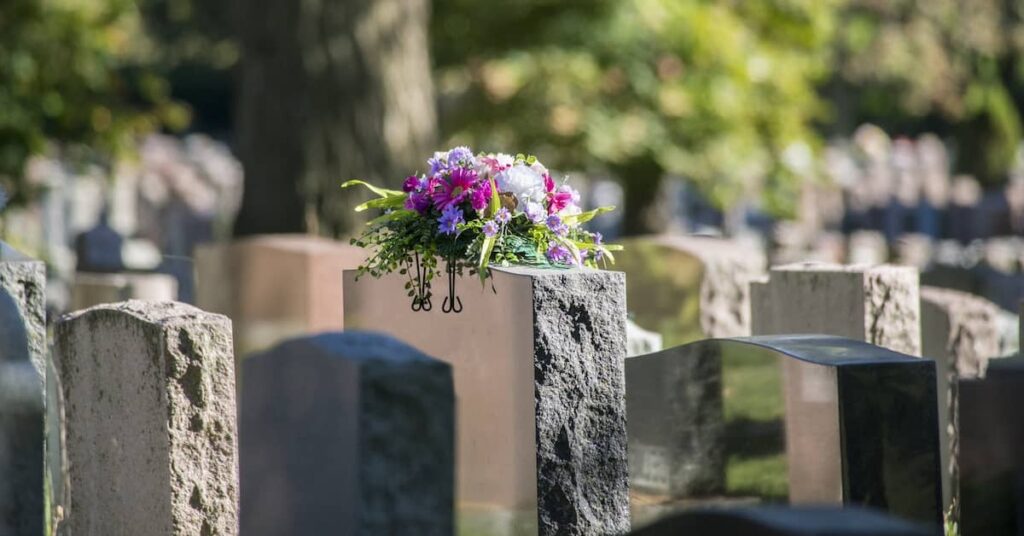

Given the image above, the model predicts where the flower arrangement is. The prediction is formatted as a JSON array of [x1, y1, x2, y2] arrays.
[[343, 146, 620, 312]]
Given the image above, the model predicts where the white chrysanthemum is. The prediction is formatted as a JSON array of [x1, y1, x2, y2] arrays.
[[496, 164, 547, 211]]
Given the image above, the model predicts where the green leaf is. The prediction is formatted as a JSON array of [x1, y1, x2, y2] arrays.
[[564, 206, 614, 225], [478, 234, 497, 282], [487, 177, 500, 217], [341, 179, 404, 198], [355, 195, 407, 212], [365, 209, 414, 227]]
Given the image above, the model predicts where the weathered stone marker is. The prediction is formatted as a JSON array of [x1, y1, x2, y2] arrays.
[[239, 332, 454, 535], [56, 300, 238, 535], [752, 263, 921, 355], [0, 242, 47, 534], [627, 336, 942, 526], [919, 285, 1003, 523], [345, 266, 629, 535]]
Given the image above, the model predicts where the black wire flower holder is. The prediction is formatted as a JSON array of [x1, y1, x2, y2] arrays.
[[409, 252, 462, 314]]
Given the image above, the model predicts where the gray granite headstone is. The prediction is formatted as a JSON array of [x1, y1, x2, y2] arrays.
[[239, 331, 454, 535], [0, 242, 49, 533], [56, 300, 238, 535], [0, 288, 43, 535], [344, 266, 629, 535]]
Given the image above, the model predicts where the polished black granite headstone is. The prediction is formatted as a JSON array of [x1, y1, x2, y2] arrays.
[[239, 332, 455, 536], [628, 506, 934, 536], [626, 335, 942, 527], [959, 356, 1024, 536]]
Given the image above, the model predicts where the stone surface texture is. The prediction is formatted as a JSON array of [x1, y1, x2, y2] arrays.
[[753, 263, 921, 356], [531, 269, 630, 535], [240, 332, 454, 535], [56, 300, 237, 536], [0, 243, 46, 377], [920, 286, 1004, 526]]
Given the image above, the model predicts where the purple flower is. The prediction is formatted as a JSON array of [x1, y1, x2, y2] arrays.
[[546, 243, 573, 265], [525, 202, 546, 223], [405, 192, 431, 213], [592, 248, 604, 262], [546, 214, 568, 236], [593, 231, 603, 245], [427, 151, 448, 175], [432, 167, 478, 210], [483, 220, 499, 237], [495, 207, 512, 224], [447, 146, 476, 167], [438, 205, 464, 235], [470, 180, 493, 211], [402, 175, 421, 193]]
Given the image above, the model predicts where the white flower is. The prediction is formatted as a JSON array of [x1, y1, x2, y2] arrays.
[[496, 164, 547, 210]]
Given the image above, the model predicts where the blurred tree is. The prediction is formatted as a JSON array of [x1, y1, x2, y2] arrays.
[[433, 0, 840, 233], [830, 0, 1024, 185], [0, 0, 187, 205], [233, 0, 437, 237]]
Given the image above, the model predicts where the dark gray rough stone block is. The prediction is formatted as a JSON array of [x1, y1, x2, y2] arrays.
[[531, 269, 630, 535], [240, 331, 454, 536]]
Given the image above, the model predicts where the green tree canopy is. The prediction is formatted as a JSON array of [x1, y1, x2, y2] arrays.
[[0, 0, 184, 204], [433, 0, 842, 230]]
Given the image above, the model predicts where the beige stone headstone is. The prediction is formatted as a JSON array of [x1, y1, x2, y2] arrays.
[[920, 286, 1003, 521], [194, 234, 365, 357], [55, 301, 237, 536], [751, 263, 921, 356]]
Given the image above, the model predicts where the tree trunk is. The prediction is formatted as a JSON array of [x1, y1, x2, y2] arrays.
[[233, 0, 437, 237], [616, 157, 668, 236]]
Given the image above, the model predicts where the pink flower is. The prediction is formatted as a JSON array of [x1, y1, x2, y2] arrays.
[[431, 167, 478, 210], [544, 174, 555, 193]]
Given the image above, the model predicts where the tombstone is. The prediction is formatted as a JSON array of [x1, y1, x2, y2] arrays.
[[627, 319, 663, 357], [628, 506, 933, 536], [959, 357, 1024, 536], [0, 288, 43, 535], [55, 301, 238, 535], [345, 266, 629, 535], [73, 210, 125, 273], [0, 242, 49, 533], [847, 230, 889, 265], [195, 235, 365, 359], [920, 286, 1003, 524], [627, 336, 942, 527], [752, 263, 921, 356], [70, 271, 178, 310], [240, 332, 454, 535]]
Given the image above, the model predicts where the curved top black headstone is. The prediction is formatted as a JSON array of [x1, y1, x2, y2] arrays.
[[629, 506, 933, 536]]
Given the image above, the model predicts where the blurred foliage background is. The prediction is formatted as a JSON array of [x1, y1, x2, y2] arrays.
[[5, 0, 1024, 235]]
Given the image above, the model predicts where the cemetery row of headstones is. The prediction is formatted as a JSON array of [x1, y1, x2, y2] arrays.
[[3, 235, 1023, 535]]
